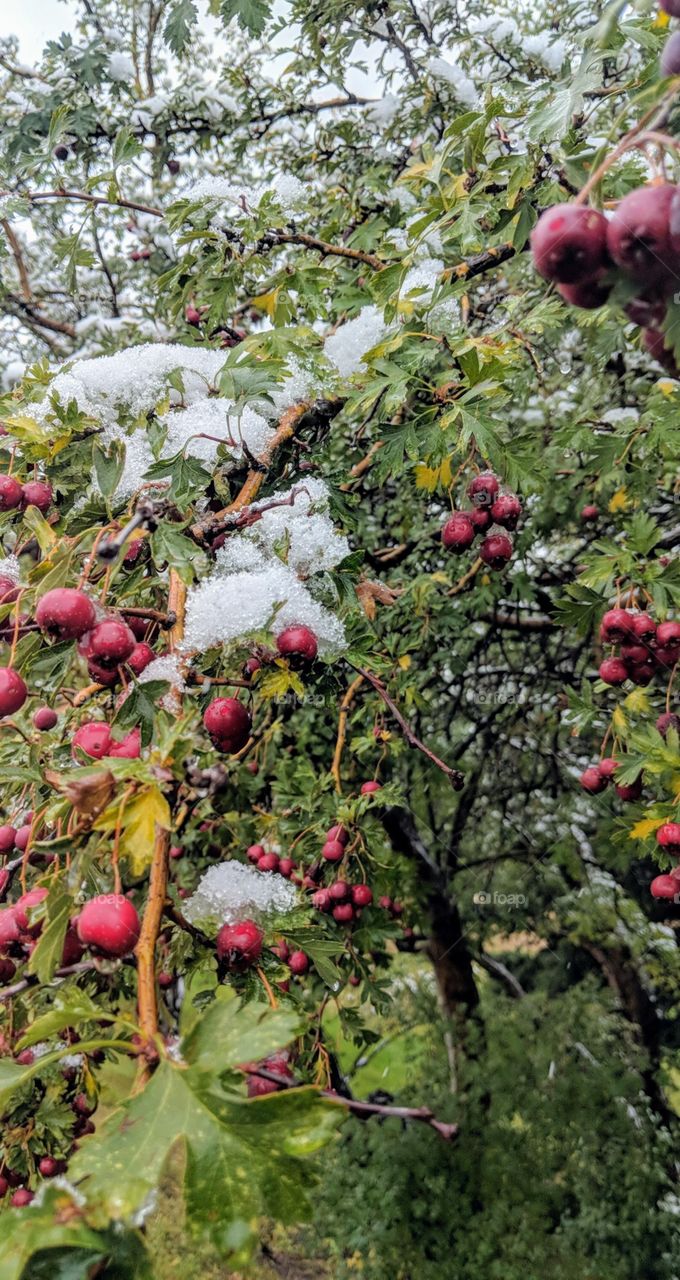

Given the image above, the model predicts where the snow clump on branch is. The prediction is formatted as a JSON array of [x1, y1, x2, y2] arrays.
[[183, 861, 297, 928]]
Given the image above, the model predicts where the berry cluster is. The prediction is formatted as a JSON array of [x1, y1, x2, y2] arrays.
[[245, 844, 296, 878], [441, 472, 521, 572], [0, 889, 140, 985], [597, 608, 680, 688], [578, 756, 642, 802], [530, 187, 680, 372], [0, 475, 52, 515]]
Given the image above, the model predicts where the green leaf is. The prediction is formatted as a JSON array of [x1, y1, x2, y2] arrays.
[[112, 680, 170, 746], [150, 523, 207, 583], [17, 991, 108, 1050], [93, 438, 126, 500], [218, 0, 270, 37], [27, 884, 72, 984], [182, 994, 300, 1072], [0, 1188, 151, 1280], [164, 0, 199, 53]]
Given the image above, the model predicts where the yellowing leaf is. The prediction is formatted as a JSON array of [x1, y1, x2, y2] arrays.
[[612, 705, 627, 732], [258, 666, 305, 701], [654, 9, 670, 26], [22, 504, 56, 552], [658, 377, 676, 396], [94, 784, 171, 877], [608, 487, 630, 513], [398, 654, 412, 670], [671, 773, 680, 800], [252, 288, 280, 319], [624, 688, 649, 715], [628, 816, 665, 840], [415, 457, 453, 492]]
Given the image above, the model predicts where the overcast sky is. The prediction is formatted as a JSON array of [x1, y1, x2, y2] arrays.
[[6, 0, 75, 61]]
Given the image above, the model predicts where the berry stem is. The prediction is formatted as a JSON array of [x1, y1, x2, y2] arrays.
[[331, 673, 366, 794]]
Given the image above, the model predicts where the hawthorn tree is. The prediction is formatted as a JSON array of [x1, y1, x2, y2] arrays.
[[0, 0, 679, 1274]]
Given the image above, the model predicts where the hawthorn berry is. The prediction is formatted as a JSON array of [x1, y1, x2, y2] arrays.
[[108, 728, 141, 759], [245, 1051, 293, 1097], [276, 625, 318, 664], [14, 887, 48, 931], [0, 668, 27, 717], [643, 326, 678, 374], [479, 534, 512, 570], [657, 822, 680, 850], [0, 825, 16, 851], [607, 185, 678, 281], [72, 721, 112, 759], [77, 895, 141, 957], [13, 825, 31, 851], [38, 1157, 60, 1177], [657, 712, 680, 737], [326, 824, 349, 844], [468, 507, 492, 533], [579, 766, 607, 794], [600, 609, 635, 643], [329, 880, 349, 900], [441, 512, 475, 551], [246, 844, 266, 864], [0, 909, 20, 951], [0, 476, 23, 511], [660, 30, 680, 77], [33, 707, 58, 731], [360, 780, 382, 795], [332, 902, 354, 923], [288, 950, 309, 975], [216, 919, 263, 971], [127, 642, 155, 675], [351, 884, 373, 907], [580, 504, 599, 521], [656, 621, 680, 652], [322, 839, 345, 861], [621, 643, 651, 667], [628, 663, 655, 686], [655, 647, 679, 670], [557, 278, 611, 309], [631, 612, 657, 642], [21, 481, 52, 514], [10, 1188, 34, 1207], [311, 888, 331, 911], [598, 657, 629, 687], [598, 758, 619, 780], [615, 777, 643, 802], [36, 588, 96, 641], [88, 619, 136, 668], [490, 494, 521, 529], [650, 873, 680, 900], [467, 472, 499, 507], [258, 852, 280, 873], [0, 577, 19, 604], [203, 697, 251, 752], [278, 857, 295, 877], [530, 204, 609, 283], [123, 538, 145, 567]]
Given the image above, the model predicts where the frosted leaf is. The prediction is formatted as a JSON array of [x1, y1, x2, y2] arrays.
[[427, 56, 478, 107], [183, 861, 298, 928], [325, 306, 390, 378], [401, 257, 444, 301]]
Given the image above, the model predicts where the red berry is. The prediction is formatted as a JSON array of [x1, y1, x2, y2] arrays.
[[246, 1051, 293, 1096], [657, 712, 680, 737], [657, 822, 680, 850], [600, 608, 635, 643], [0, 825, 16, 851], [441, 513, 475, 551], [479, 534, 512, 570], [0, 476, 23, 511], [33, 706, 57, 731], [278, 857, 294, 877], [73, 1093, 94, 1116], [360, 781, 382, 795], [631, 612, 657, 642], [108, 728, 141, 759], [615, 777, 643, 802], [598, 657, 629, 687], [467, 507, 492, 533], [288, 950, 309, 974], [557, 278, 611, 309], [579, 766, 607, 794], [246, 844, 266, 864], [490, 494, 522, 530], [36, 588, 96, 640], [72, 721, 112, 759], [311, 888, 331, 911], [0, 577, 19, 604], [185, 305, 202, 326], [351, 884, 373, 907], [77, 895, 141, 957], [13, 824, 31, 851], [467, 472, 500, 507], [14, 887, 48, 931], [628, 663, 655, 686], [61, 922, 84, 966], [10, 1188, 34, 1207], [329, 880, 350, 901], [276, 625, 318, 664], [580, 504, 599, 521], [661, 30, 680, 77], [203, 697, 251, 752], [21, 481, 52, 513], [123, 538, 145, 567], [16, 1048, 35, 1065], [0, 668, 27, 717], [127, 642, 155, 675], [0, 907, 19, 951], [598, 758, 619, 780], [169, 845, 184, 859], [650, 873, 680, 900], [607, 185, 678, 282], [257, 852, 280, 873], [216, 919, 263, 971], [88, 620, 135, 668], [326, 824, 349, 845], [322, 839, 345, 862], [332, 903, 354, 923], [378, 895, 392, 911], [38, 1157, 60, 1177], [621, 643, 652, 667], [656, 621, 680, 652], [531, 204, 609, 284], [655, 647, 679, 671]]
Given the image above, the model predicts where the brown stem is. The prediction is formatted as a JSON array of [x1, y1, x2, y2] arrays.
[[349, 664, 464, 788], [331, 674, 365, 793], [2, 188, 164, 218], [270, 230, 383, 271]]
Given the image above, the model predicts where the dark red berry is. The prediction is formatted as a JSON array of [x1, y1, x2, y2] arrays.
[[257, 852, 279, 873], [490, 494, 521, 529], [467, 473, 500, 507], [33, 706, 57, 731], [557, 277, 611, 309], [21, 481, 52, 513], [36, 588, 96, 640], [203, 697, 251, 752], [531, 204, 609, 284], [351, 884, 373, 907], [656, 621, 680, 652], [0, 668, 27, 716], [322, 839, 345, 861], [479, 533, 512, 569], [598, 758, 619, 780], [657, 822, 680, 850], [246, 844, 266, 864], [441, 513, 475, 551], [580, 504, 599, 521], [276, 625, 318, 664], [0, 476, 23, 511], [10, 1188, 34, 1207], [326, 825, 349, 845], [216, 919, 263, 971], [579, 766, 607, 794], [615, 776, 643, 802], [88, 620, 136, 668], [288, 950, 309, 975], [127, 642, 155, 675], [600, 608, 635, 643], [650, 873, 680, 899], [607, 185, 678, 282], [599, 657, 629, 686], [657, 712, 680, 737], [77, 895, 140, 957]]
